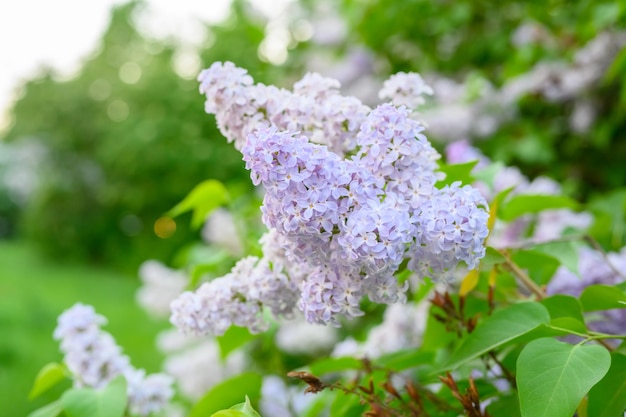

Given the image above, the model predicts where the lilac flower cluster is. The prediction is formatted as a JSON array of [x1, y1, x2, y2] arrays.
[[198, 61, 370, 155], [378, 72, 434, 109], [170, 255, 300, 335], [171, 62, 490, 332], [410, 182, 490, 280], [54, 303, 174, 416], [355, 104, 440, 208]]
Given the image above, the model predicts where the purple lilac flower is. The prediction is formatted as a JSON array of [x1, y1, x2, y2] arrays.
[[184, 63, 492, 331], [355, 103, 440, 208], [170, 256, 300, 335], [445, 139, 489, 168], [547, 246, 626, 336], [198, 61, 370, 155], [409, 182, 490, 281]]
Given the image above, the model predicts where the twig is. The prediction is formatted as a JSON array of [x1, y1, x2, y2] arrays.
[[498, 250, 545, 300]]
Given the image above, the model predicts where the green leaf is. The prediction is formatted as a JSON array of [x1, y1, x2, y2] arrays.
[[517, 338, 611, 417], [309, 356, 362, 375], [217, 326, 256, 359], [541, 294, 584, 321], [167, 179, 230, 229], [473, 161, 506, 190], [541, 294, 587, 334], [421, 307, 456, 352], [440, 302, 550, 371], [533, 241, 580, 276], [437, 160, 478, 187], [27, 400, 63, 417], [580, 284, 626, 311], [191, 373, 263, 417], [485, 394, 521, 417], [29, 362, 68, 400], [330, 391, 364, 416], [230, 396, 261, 417], [549, 317, 588, 334], [376, 349, 434, 372], [480, 246, 506, 267], [603, 45, 626, 85], [61, 375, 127, 417], [587, 353, 626, 417], [512, 249, 561, 286], [212, 396, 261, 417], [588, 188, 626, 249], [498, 195, 581, 221], [187, 247, 233, 289], [211, 411, 248, 417]]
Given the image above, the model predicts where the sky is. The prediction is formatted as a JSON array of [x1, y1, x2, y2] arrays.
[[0, 0, 246, 132]]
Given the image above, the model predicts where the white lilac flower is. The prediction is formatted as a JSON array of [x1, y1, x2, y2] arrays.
[[275, 316, 339, 355], [125, 369, 174, 417], [330, 301, 429, 359], [419, 31, 626, 143], [136, 260, 188, 318], [378, 71, 434, 109], [53, 303, 107, 341], [201, 208, 244, 256], [260, 376, 315, 417], [162, 337, 246, 400], [53, 303, 174, 416]]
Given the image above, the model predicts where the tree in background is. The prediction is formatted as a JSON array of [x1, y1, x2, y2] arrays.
[[2, 0, 309, 270]]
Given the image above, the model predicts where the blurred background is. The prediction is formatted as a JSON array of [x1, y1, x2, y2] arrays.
[[1, 0, 625, 414]]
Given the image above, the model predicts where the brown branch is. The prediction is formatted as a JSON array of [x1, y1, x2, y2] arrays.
[[498, 250, 545, 300]]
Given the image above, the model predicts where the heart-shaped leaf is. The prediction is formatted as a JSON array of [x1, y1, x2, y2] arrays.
[[517, 338, 611, 417]]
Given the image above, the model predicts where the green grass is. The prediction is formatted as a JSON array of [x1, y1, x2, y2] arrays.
[[0, 240, 169, 416]]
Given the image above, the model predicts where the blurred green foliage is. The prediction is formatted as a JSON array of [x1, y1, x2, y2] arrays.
[[341, 0, 623, 80], [2, 0, 306, 270], [0, 240, 167, 417], [339, 0, 626, 202]]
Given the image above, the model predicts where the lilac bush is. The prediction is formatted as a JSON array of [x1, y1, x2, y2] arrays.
[[30, 60, 626, 417]]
